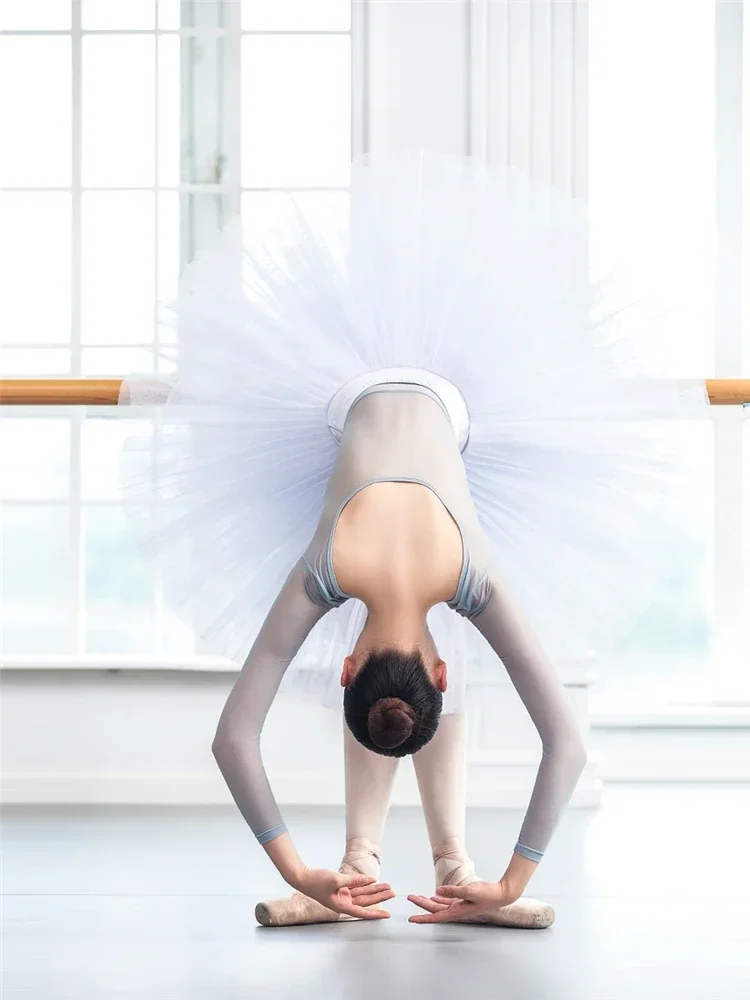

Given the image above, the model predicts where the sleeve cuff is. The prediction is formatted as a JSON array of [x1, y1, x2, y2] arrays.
[[257, 822, 288, 845], [514, 841, 544, 863]]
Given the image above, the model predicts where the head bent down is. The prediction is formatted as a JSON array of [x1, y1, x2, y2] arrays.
[[341, 647, 446, 756]]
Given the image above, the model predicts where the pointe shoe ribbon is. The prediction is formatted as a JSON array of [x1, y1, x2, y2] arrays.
[[333, 841, 382, 921]]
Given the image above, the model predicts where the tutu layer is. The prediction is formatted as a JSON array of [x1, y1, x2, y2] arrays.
[[120, 153, 709, 713]]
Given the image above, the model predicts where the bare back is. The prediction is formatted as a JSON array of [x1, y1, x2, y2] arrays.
[[332, 481, 464, 609]]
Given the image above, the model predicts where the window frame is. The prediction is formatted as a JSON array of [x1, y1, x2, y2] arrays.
[[711, 0, 747, 701]]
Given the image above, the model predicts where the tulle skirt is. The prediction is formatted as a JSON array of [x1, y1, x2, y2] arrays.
[[119, 153, 710, 713]]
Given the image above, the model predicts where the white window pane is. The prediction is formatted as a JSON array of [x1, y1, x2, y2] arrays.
[[158, 34, 181, 187], [592, 421, 714, 709], [157, 0, 182, 31], [0, 505, 73, 655], [0, 37, 71, 187], [745, 421, 750, 680], [0, 349, 71, 374], [157, 191, 180, 346], [83, 504, 157, 654], [81, 0, 156, 30], [242, 0, 351, 31], [0, 419, 70, 500], [82, 35, 156, 187], [0, 193, 71, 344], [589, 0, 715, 378], [0, 0, 70, 30], [82, 191, 155, 344], [241, 35, 351, 188], [82, 418, 132, 500], [81, 347, 156, 375], [744, 4, 750, 375]]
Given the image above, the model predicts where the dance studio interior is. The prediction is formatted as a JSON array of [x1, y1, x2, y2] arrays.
[[1, 2, 749, 999]]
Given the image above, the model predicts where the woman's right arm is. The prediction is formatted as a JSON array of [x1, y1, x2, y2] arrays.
[[212, 560, 390, 917], [211, 560, 324, 852]]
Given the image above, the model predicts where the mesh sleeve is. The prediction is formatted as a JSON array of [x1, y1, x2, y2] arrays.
[[471, 575, 587, 861], [211, 560, 328, 843]]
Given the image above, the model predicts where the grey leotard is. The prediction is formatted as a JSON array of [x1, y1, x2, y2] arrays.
[[212, 387, 587, 863]]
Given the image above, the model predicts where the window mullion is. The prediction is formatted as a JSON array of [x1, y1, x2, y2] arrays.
[[224, 0, 243, 218], [71, 0, 82, 375], [154, 0, 161, 371], [713, 0, 746, 700], [69, 0, 84, 655]]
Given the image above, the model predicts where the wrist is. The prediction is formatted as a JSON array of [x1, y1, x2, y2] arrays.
[[501, 852, 539, 897], [261, 831, 306, 887], [290, 863, 313, 889]]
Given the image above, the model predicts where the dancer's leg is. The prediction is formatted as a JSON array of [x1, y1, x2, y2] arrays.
[[410, 712, 555, 929], [256, 719, 400, 926], [342, 721, 400, 876]]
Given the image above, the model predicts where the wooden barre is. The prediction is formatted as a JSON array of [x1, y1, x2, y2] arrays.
[[0, 377, 749, 406], [0, 378, 125, 405]]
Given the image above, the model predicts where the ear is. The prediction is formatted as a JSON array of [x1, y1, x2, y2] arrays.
[[340, 655, 356, 688], [433, 659, 448, 693]]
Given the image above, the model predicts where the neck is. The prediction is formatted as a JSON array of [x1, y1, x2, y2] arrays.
[[353, 602, 431, 661]]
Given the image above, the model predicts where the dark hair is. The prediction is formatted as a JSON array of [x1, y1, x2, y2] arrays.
[[343, 648, 443, 757]]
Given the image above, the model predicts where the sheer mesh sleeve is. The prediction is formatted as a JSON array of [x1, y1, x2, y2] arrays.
[[211, 560, 329, 844], [470, 574, 587, 862]]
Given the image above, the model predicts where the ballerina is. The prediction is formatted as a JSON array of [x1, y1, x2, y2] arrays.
[[211, 382, 584, 924], [119, 154, 708, 928]]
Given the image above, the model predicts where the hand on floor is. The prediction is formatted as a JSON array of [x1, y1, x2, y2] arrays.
[[408, 879, 519, 924], [295, 868, 395, 919]]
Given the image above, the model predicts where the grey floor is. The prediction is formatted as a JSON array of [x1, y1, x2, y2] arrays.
[[3, 785, 750, 1000]]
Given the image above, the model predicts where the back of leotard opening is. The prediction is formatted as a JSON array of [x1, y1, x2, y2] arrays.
[[302, 385, 492, 618]]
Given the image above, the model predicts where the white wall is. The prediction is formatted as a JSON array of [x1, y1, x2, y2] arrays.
[[2, 667, 599, 806], [3, 0, 601, 808], [359, 0, 587, 192]]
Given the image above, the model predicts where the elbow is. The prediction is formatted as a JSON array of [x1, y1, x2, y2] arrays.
[[212, 722, 239, 769], [544, 733, 588, 776], [211, 729, 228, 768], [572, 738, 588, 776], [212, 720, 259, 769], [566, 730, 588, 777]]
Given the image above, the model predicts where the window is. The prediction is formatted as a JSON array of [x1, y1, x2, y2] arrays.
[[2, 1, 746, 710], [0, 0, 352, 659], [589, 0, 749, 706]]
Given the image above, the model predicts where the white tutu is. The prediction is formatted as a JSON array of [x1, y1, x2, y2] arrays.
[[120, 153, 709, 713]]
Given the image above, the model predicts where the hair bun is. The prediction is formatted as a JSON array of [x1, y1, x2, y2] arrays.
[[367, 697, 416, 749]]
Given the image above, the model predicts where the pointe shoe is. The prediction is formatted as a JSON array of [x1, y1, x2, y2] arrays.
[[255, 891, 340, 927], [434, 856, 555, 930], [255, 840, 382, 927]]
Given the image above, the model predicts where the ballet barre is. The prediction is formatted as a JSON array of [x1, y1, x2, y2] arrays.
[[0, 378, 749, 406]]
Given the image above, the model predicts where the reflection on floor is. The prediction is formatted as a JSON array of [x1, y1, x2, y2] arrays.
[[4, 785, 750, 1000]]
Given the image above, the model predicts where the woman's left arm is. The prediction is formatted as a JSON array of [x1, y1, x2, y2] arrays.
[[468, 574, 588, 897]]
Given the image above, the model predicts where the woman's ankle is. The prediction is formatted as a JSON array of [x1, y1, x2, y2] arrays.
[[431, 836, 470, 865], [341, 837, 381, 879], [344, 837, 381, 861]]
